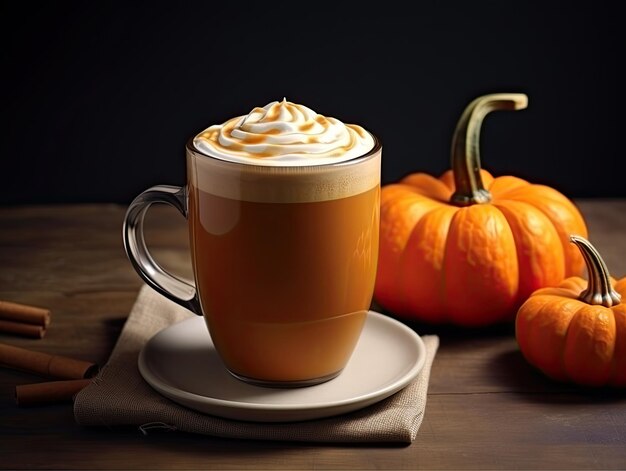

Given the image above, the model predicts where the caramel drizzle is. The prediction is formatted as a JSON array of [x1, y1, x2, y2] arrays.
[[196, 102, 369, 160]]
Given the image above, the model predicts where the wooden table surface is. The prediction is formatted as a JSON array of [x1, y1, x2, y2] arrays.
[[1, 200, 625, 470]]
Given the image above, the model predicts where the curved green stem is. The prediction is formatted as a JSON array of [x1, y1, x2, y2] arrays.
[[570, 235, 621, 307], [450, 93, 528, 206]]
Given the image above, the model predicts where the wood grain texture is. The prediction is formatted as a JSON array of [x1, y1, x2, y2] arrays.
[[1, 200, 625, 470]]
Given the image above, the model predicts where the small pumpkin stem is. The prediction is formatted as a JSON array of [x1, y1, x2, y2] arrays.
[[450, 93, 528, 206], [570, 235, 621, 307]]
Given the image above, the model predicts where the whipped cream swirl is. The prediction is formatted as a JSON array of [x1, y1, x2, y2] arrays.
[[193, 99, 375, 166]]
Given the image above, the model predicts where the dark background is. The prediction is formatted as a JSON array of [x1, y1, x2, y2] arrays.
[[2, 2, 623, 205]]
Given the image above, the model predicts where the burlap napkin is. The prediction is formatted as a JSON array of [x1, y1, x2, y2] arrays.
[[74, 285, 439, 443]]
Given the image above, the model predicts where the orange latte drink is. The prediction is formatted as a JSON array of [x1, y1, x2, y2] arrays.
[[125, 99, 381, 386]]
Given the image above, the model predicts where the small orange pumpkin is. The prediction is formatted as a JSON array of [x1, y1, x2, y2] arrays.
[[516, 235, 625, 387], [375, 93, 588, 326]]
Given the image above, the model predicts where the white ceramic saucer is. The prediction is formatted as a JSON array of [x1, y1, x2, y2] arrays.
[[138, 311, 426, 422]]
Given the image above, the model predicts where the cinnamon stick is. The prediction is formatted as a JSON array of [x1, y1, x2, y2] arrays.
[[0, 320, 46, 339], [0, 343, 98, 379], [0, 300, 51, 327], [15, 378, 92, 406]]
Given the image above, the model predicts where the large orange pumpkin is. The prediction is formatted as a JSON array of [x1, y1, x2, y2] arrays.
[[516, 235, 625, 387], [375, 93, 588, 326]]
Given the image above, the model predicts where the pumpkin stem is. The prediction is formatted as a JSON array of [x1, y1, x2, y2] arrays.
[[450, 93, 528, 206], [570, 235, 621, 307]]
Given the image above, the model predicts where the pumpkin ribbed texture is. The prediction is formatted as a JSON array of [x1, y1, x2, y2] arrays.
[[375, 169, 587, 325], [374, 93, 588, 326], [516, 236, 625, 387]]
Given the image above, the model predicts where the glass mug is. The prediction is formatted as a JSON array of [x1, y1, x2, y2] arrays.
[[123, 113, 381, 387]]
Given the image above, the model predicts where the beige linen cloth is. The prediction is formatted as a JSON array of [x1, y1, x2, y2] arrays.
[[74, 285, 439, 444]]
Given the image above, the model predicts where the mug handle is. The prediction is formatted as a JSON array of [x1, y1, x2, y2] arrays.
[[123, 185, 202, 315]]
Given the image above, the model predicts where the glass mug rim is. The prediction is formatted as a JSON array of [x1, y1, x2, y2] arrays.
[[184, 131, 382, 171]]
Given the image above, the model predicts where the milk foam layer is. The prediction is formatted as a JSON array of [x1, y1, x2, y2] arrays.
[[187, 145, 381, 203], [193, 99, 375, 167]]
